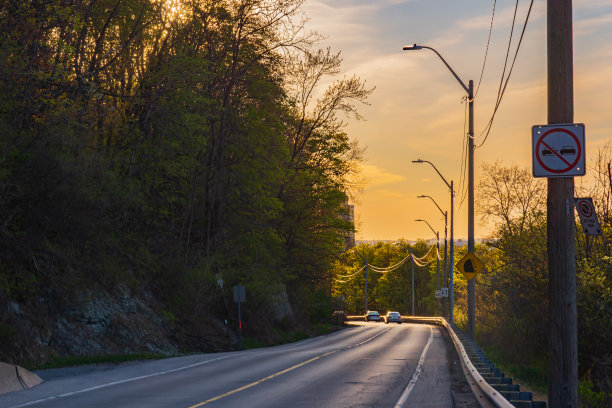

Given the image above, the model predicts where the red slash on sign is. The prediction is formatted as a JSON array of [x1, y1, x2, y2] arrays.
[[532, 124, 585, 178], [535, 128, 581, 173], [577, 199, 593, 218]]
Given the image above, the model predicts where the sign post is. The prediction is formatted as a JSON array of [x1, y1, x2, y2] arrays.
[[233, 285, 246, 350]]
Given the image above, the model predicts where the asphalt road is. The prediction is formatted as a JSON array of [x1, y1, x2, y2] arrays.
[[0, 322, 472, 408]]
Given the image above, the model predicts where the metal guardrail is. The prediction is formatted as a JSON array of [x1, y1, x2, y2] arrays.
[[401, 317, 515, 408], [345, 316, 542, 408]]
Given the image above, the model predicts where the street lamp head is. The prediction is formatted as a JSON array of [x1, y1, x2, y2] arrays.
[[412, 159, 424, 163], [415, 219, 424, 222], [417, 195, 426, 198], [403, 44, 423, 51]]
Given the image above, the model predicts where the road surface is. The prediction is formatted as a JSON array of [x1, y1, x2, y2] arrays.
[[0, 322, 476, 407]]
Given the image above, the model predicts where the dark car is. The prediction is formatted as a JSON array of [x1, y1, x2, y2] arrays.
[[384, 311, 402, 324], [560, 145, 576, 155], [364, 310, 380, 322]]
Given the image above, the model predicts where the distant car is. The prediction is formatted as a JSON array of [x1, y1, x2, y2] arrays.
[[364, 310, 380, 322], [384, 311, 402, 324]]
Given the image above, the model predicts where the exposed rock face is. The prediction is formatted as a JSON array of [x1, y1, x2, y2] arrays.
[[269, 283, 293, 321], [1, 284, 177, 364]]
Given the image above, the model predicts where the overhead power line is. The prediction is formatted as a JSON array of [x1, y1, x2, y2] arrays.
[[475, 0, 497, 98], [476, 0, 535, 148]]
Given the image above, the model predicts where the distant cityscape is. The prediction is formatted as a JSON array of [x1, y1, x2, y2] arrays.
[[355, 239, 481, 247]]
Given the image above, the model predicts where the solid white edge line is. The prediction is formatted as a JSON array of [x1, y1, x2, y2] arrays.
[[8, 354, 242, 408], [393, 326, 434, 408]]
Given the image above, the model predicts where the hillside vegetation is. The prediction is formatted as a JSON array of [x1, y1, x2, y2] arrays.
[[0, 0, 370, 363]]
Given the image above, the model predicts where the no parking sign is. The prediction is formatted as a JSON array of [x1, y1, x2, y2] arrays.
[[532, 123, 585, 177], [574, 197, 602, 236]]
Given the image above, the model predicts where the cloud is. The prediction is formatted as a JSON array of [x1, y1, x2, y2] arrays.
[[575, 13, 612, 35], [359, 163, 406, 186], [374, 189, 409, 198]]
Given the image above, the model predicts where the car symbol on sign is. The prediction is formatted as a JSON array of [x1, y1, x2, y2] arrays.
[[541, 146, 576, 156]]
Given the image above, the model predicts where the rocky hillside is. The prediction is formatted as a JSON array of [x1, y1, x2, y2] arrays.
[[0, 284, 236, 366]]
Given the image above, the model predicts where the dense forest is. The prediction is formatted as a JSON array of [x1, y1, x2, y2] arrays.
[[331, 156, 612, 406], [0, 0, 371, 362]]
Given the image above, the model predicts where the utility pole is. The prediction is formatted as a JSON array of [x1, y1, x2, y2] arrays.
[[449, 180, 454, 322], [442, 213, 448, 317], [547, 1, 577, 406], [364, 260, 368, 313], [436, 232, 440, 316], [467, 79, 476, 341], [410, 250, 415, 316]]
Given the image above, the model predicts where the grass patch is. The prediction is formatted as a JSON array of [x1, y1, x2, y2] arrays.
[[32, 353, 167, 370], [241, 336, 265, 350]]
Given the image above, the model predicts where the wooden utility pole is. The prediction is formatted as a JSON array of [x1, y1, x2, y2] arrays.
[[547, 1, 578, 406], [467, 79, 476, 340]]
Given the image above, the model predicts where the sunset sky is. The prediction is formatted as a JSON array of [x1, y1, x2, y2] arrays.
[[302, 0, 612, 241]]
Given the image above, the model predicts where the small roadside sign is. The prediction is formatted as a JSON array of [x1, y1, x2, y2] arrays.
[[456, 252, 485, 280], [574, 198, 602, 236], [435, 290, 441, 299], [532, 123, 585, 177], [233, 285, 246, 303], [441, 287, 448, 298], [233, 285, 246, 351]]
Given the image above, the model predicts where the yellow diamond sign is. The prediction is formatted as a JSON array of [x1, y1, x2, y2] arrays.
[[456, 251, 485, 280]]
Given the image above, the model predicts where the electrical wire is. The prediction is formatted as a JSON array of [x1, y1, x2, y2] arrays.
[[333, 243, 440, 283], [475, 0, 497, 98], [458, 101, 470, 209], [335, 265, 366, 279], [476, 0, 535, 148], [411, 252, 434, 267], [368, 254, 412, 273]]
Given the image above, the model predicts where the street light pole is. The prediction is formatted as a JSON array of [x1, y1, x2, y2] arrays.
[[415, 219, 440, 316], [412, 159, 454, 322], [405, 44, 474, 334], [417, 195, 448, 316]]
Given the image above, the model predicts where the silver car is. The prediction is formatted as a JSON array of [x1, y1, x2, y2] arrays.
[[384, 311, 402, 324]]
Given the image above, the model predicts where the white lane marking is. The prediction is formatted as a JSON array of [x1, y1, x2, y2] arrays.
[[8, 354, 242, 408], [189, 327, 392, 407], [393, 326, 434, 408]]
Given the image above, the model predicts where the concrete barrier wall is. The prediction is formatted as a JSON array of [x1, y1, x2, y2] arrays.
[[0, 362, 43, 395]]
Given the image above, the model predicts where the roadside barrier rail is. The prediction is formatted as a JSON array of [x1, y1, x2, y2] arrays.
[[345, 316, 546, 408]]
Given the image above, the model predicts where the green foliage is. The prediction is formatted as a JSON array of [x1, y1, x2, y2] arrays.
[[474, 160, 612, 399], [33, 354, 167, 370], [0, 0, 369, 361], [578, 375, 610, 408], [330, 241, 440, 316]]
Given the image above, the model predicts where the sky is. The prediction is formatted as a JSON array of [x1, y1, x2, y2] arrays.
[[301, 0, 612, 241]]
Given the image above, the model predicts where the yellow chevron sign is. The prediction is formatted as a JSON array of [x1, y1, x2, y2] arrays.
[[456, 251, 485, 280]]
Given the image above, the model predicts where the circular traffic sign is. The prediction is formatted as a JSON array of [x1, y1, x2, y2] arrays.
[[535, 128, 582, 174], [577, 199, 593, 218]]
